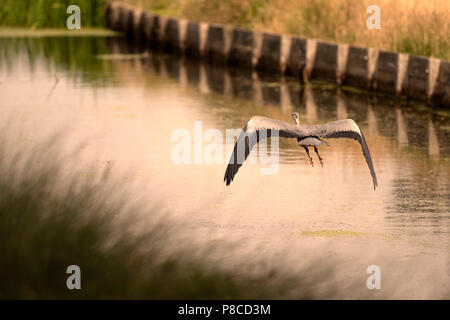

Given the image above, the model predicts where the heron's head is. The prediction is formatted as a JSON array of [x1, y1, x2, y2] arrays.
[[291, 112, 300, 125]]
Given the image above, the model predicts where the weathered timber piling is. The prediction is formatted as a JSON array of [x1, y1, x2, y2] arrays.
[[343, 46, 369, 88], [372, 50, 398, 94], [228, 28, 254, 68], [285, 36, 307, 77], [257, 33, 282, 72]]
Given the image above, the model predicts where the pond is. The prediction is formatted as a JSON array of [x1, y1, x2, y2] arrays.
[[0, 35, 449, 298]]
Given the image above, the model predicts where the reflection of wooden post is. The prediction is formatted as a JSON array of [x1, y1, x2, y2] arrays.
[[396, 107, 409, 146], [199, 63, 209, 93], [252, 71, 263, 106], [304, 84, 317, 122], [280, 80, 292, 113], [178, 58, 188, 88], [159, 58, 168, 79], [143, 54, 154, 74], [367, 105, 379, 136], [111, 38, 121, 55], [336, 91, 347, 119], [134, 57, 143, 73], [223, 70, 233, 98], [428, 117, 440, 155]]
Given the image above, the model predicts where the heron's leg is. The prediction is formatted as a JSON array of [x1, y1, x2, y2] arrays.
[[303, 146, 314, 167], [314, 146, 323, 167]]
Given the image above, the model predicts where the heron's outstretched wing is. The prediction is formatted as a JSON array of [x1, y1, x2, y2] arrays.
[[302, 119, 378, 189], [224, 117, 302, 186], [224, 117, 378, 189], [224, 125, 257, 186]]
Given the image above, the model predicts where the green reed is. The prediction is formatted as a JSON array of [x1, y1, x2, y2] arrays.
[[0, 0, 105, 28]]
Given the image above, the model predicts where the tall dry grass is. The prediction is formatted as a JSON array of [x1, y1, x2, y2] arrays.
[[126, 0, 450, 60]]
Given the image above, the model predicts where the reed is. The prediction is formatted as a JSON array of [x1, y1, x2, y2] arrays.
[[1, 0, 447, 59], [0, 0, 105, 28], [0, 129, 330, 299]]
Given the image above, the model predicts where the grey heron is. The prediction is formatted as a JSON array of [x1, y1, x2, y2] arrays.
[[291, 112, 328, 167], [224, 113, 378, 189]]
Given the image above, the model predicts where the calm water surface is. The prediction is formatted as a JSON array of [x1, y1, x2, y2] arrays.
[[0, 36, 449, 298]]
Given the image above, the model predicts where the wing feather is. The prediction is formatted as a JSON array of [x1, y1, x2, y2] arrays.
[[224, 125, 259, 186]]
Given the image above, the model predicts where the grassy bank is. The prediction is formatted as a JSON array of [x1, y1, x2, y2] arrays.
[[0, 136, 265, 298], [1, 0, 448, 59], [127, 0, 450, 60]]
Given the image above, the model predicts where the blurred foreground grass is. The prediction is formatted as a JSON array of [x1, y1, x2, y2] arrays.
[[0, 131, 316, 299]]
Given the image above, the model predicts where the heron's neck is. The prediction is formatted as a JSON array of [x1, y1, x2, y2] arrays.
[[295, 119, 300, 126]]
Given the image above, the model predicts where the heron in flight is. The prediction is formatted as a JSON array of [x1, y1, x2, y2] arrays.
[[291, 112, 328, 167], [224, 112, 378, 189]]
